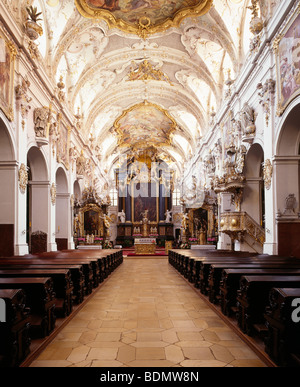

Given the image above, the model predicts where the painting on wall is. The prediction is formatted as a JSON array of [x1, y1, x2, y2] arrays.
[[275, 7, 300, 116], [0, 29, 16, 121], [132, 182, 158, 223]]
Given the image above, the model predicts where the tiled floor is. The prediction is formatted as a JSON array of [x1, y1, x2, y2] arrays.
[[30, 258, 267, 367]]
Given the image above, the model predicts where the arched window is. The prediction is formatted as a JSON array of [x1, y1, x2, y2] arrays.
[[172, 188, 181, 206], [109, 188, 118, 206]]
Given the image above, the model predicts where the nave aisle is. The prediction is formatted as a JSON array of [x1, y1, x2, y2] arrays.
[[30, 258, 266, 367]]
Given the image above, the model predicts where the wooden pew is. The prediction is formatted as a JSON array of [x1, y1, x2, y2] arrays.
[[219, 266, 300, 316], [0, 269, 73, 317], [209, 262, 300, 305], [0, 277, 56, 338], [198, 256, 300, 296], [0, 263, 85, 305], [264, 287, 300, 366], [0, 289, 31, 367], [170, 250, 258, 287], [236, 275, 300, 337], [198, 257, 256, 294], [69, 249, 123, 278], [1, 258, 94, 295], [37, 252, 100, 289]]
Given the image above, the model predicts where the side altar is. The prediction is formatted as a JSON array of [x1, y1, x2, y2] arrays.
[[134, 238, 156, 255]]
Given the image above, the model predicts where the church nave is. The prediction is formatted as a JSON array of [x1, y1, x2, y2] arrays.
[[29, 258, 267, 368]]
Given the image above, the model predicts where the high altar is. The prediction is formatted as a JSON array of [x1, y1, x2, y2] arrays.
[[115, 152, 174, 248]]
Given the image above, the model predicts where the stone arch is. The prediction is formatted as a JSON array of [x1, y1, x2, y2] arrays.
[[275, 103, 300, 258], [55, 166, 70, 250], [0, 118, 16, 256], [243, 143, 265, 227], [27, 146, 49, 253]]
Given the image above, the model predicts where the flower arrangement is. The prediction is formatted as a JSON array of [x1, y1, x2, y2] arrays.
[[94, 237, 103, 244], [180, 242, 191, 249], [149, 234, 158, 237], [188, 237, 198, 242], [103, 241, 113, 249], [77, 237, 85, 242], [207, 237, 216, 242]]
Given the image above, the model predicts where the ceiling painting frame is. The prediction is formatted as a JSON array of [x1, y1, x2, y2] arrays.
[[74, 0, 213, 38]]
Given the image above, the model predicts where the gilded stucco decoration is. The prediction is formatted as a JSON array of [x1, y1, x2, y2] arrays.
[[50, 183, 57, 205], [257, 79, 276, 127], [263, 159, 273, 190], [127, 60, 173, 85], [74, 0, 213, 37], [18, 163, 28, 194]]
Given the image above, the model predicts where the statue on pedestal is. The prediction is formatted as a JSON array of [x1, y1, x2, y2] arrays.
[[165, 209, 172, 223], [118, 209, 126, 223], [101, 214, 112, 237], [74, 214, 81, 237], [141, 209, 149, 237]]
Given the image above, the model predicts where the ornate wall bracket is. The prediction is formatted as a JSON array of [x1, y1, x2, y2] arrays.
[[257, 79, 276, 127]]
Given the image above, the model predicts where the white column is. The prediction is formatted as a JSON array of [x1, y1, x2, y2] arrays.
[[217, 192, 233, 250], [262, 75, 277, 255]]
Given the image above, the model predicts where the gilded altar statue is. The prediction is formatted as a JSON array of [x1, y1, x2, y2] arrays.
[[102, 214, 112, 237], [141, 209, 149, 236]]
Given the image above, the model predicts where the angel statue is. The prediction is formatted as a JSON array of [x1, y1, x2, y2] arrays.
[[165, 209, 172, 223], [101, 214, 112, 237], [118, 209, 126, 223], [181, 213, 189, 230], [142, 209, 149, 223]]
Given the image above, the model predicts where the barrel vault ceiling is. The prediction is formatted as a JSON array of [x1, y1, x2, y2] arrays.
[[17, 0, 264, 177]]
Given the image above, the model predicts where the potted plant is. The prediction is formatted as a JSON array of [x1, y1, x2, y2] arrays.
[[24, 6, 43, 40], [188, 237, 198, 245], [77, 237, 85, 245], [94, 237, 103, 244]]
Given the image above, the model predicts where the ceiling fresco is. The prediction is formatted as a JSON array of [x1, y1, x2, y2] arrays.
[[7, 0, 281, 179], [113, 101, 178, 150], [75, 0, 213, 36]]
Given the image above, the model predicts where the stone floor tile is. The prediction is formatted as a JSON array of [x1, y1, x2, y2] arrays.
[[30, 258, 268, 368], [67, 345, 90, 363], [87, 347, 118, 361], [136, 347, 166, 360], [165, 345, 185, 364], [182, 347, 215, 360]]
